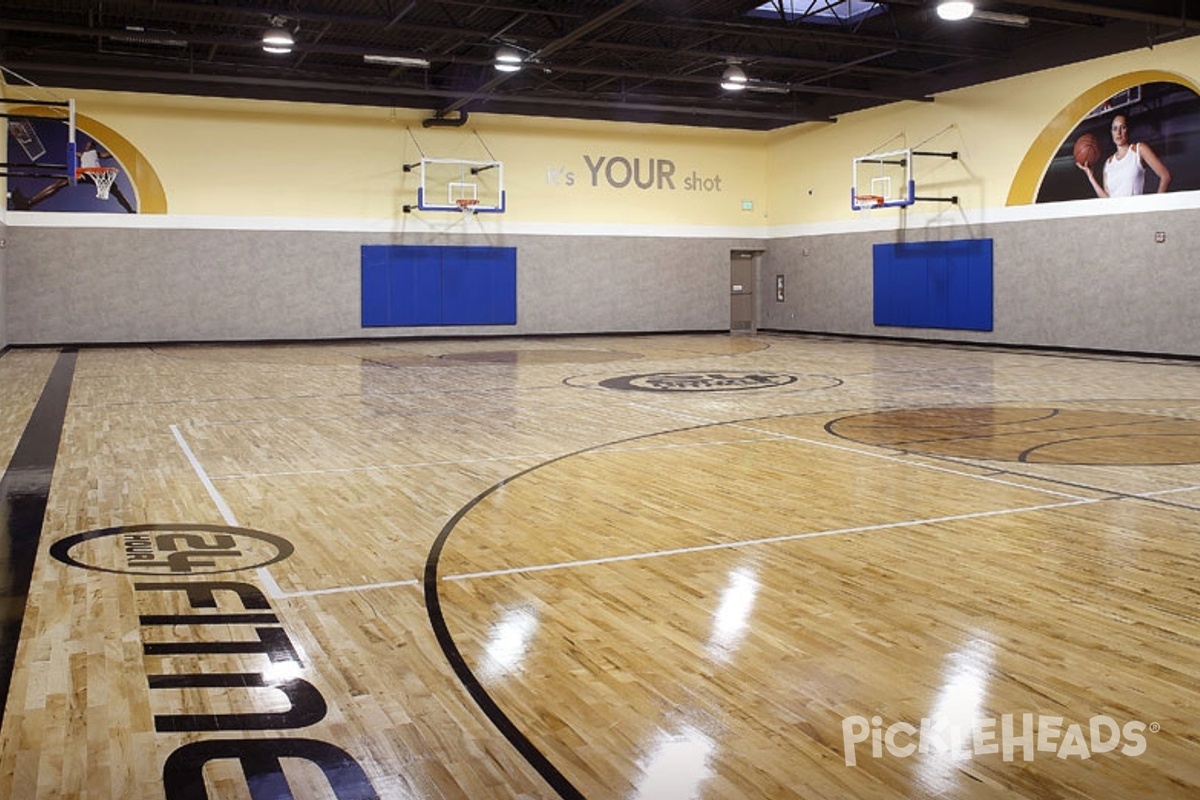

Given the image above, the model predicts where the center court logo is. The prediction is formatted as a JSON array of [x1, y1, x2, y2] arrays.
[[841, 713, 1155, 766], [50, 522, 294, 575], [598, 371, 798, 392]]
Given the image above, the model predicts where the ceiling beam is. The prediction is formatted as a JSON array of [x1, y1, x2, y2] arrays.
[[1010, 1, 1200, 30], [0, 19, 925, 104], [638, 11, 1007, 61], [435, 0, 646, 118], [3, 59, 826, 125]]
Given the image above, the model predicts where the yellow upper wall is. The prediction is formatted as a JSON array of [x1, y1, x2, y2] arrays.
[[65, 90, 767, 225], [46, 33, 1200, 225]]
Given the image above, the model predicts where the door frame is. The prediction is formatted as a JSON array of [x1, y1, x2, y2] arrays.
[[730, 249, 764, 334]]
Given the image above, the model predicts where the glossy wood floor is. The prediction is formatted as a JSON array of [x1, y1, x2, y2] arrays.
[[1, 333, 1198, 799]]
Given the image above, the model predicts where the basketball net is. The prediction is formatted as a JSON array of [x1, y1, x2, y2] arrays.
[[78, 167, 119, 200], [456, 198, 479, 215]]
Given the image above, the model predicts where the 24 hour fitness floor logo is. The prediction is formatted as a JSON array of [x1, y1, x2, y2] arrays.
[[50, 522, 294, 575], [47, 523, 381, 797], [597, 371, 800, 392]]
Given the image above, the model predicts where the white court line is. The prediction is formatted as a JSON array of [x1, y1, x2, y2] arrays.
[[1133, 484, 1200, 498], [442, 498, 1100, 582], [255, 566, 288, 598], [170, 424, 239, 525], [590, 435, 787, 455], [172, 423, 285, 598], [208, 452, 563, 480], [205, 426, 785, 481], [732, 422, 1095, 501], [620, 401, 1090, 501], [269, 577, 420, 598], [174, 412, 1147, 599], [620, 399, 723, 428]]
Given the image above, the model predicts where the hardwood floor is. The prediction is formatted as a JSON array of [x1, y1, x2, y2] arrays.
[[0, 333, 1197, 799]]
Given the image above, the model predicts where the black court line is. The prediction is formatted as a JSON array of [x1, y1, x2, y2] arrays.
[[424, 418, 735, 799], [825, 407, 1200, 452], [423, 412, 797, 799], [0, 349, 77, 720], [423, 455, 588, 800]]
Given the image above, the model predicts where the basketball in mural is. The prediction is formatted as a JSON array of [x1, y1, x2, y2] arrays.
[[1072, 133, 1100, 167]]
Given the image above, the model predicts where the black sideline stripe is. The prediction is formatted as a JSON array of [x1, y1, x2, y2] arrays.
[[0, 349, 77, 719]]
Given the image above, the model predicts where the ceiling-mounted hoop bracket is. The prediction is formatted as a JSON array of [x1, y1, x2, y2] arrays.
[[422, 111, 469, 128], [911, 149, 959, 206], [851, 148, 960, 211]]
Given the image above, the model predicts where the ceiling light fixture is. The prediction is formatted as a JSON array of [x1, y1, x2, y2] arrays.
[[936, 1, 975, 21], [109, 26, 188, 48], [363, 54, 431, 68], [494, 46, 523, 72], [721, 64, 748, 91], [973, 9, 1030, 27], [262, 17, 294, 54]]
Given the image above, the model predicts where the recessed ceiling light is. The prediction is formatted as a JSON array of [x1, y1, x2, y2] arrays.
[[721, 64, 748, 91], [494, 46, 523, 72], [262, 24, 294, 54], [936, 1, 975, 22]]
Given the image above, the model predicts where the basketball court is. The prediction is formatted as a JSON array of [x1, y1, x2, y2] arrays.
[[1, 333, 1197, 798], [2, 6, 1199, 797]]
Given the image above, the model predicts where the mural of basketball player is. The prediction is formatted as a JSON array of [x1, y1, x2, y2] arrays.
[[9, 140, 136, 213], [1078, 113, 1172, 197]]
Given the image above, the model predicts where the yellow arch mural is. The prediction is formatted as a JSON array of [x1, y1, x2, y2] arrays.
[[1006, 70, 1200, 206], [12, 107, 167, 213]]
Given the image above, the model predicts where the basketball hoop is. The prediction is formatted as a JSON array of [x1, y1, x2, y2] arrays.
[[455, 198, 480, 214], [77, 167, 119, 200], [855, 194, 885, 209]]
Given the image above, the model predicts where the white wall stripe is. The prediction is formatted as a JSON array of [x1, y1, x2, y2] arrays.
[[6, 189, 1196, 236]]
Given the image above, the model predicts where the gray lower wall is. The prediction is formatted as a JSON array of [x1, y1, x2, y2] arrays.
[[760, 206, 1200, 358], [4, 228, 753, 344], [4, 204, 1198, 356]]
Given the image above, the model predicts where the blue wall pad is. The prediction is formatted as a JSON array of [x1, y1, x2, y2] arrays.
[[873, 239, 993, 331], [362, 245, 517, 327]]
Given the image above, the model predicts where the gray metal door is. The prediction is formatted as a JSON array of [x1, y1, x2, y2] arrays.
[[730, 251, 756, 333]]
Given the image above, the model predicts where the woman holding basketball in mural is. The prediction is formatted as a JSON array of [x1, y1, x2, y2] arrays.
[[1078, 113, 1171, 197]]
